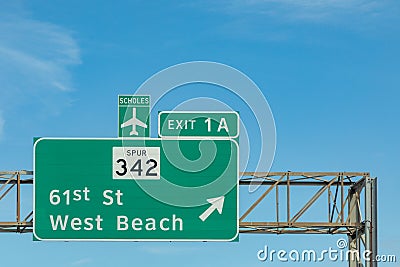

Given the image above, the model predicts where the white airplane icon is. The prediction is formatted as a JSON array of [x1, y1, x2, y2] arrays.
[[120, 108, 148, 136]]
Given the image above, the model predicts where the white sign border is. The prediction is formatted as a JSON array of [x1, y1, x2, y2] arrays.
[[117, 94, 151, 138], [33, 137, 239, 242]]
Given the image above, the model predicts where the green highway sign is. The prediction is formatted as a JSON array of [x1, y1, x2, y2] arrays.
[[34, 138, 238, 241], [158, 111, 239, 138], [118, 95, 150, 137]]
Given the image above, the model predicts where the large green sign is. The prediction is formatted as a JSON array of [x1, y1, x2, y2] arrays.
[[118, 95, 150, 137], [34, 138, 238, 241], [159, 111, 239, 138]]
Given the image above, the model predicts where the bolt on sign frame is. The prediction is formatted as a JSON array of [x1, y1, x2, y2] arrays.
[[0, 171, 377, 267]]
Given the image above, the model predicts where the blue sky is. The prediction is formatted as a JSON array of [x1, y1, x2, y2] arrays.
[[0, 0, 399, 266]]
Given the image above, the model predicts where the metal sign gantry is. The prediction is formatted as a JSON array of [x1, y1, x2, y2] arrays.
[[240, 172, 377, 267], [0, 171, 377, 267]]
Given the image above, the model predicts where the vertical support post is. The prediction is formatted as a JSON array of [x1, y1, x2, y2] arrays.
[[16, 172, 21, 233], [276, 185, 279, 230], [286, 173, 290, 225], [341, 174, 344, 224], [365, 177, 377, 267], [348, 187, 361, 267], [328, 186, 331, 223]]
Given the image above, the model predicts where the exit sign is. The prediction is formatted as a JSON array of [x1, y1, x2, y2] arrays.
[[158, 111, 239, 138], [33, 138, 238, 241]]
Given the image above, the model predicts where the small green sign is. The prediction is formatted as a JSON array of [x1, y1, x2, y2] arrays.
[[118, 95, 150, 137], [158, 111, 239, 138], [34, 138, 238, 241]]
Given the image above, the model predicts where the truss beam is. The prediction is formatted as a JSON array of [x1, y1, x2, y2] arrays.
[[0, 171, 377, 267]]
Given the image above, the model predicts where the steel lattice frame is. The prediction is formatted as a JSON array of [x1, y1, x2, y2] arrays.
[[239, 172, 377, 267], [0, 171, 377, 267], [0, 171, 33, 233]]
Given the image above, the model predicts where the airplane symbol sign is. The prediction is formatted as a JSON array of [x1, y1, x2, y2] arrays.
[[120, 108, 148, 136], [118, 95, 150, 137]]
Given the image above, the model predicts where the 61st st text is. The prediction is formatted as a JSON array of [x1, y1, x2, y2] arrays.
[[49, 187, 124, 206]]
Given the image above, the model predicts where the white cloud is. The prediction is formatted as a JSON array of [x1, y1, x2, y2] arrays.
[[0, 3, 81, 139], [193, 0, 395, 43], [210, 0, 387, 22], [0, 112, 4, 138], [0, 16, 80, 95], [245, 0, 374, 8], [71, 258, 92, 266]]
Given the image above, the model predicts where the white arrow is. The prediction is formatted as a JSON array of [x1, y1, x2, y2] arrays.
[[199, 196, 225, 222]]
